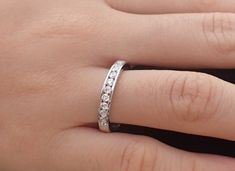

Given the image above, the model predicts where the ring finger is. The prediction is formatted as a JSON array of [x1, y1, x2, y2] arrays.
[[76, 67, 235, 141]]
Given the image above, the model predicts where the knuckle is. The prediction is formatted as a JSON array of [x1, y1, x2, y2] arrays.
[[12, 70, 68, 96], [169, 72, 219, 123], [30, 7, 104, 41], [2, 72, 47, 97], [202, 13, 235, 57], [120, 140, 159, 171]]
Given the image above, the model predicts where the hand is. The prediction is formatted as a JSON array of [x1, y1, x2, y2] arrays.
[[0, 0, 235, 171]]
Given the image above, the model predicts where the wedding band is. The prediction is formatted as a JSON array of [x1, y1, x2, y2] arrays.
[[98, 60, 126, 132]]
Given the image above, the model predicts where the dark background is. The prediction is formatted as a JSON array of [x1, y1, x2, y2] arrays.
[[111, 68, 235, 158]]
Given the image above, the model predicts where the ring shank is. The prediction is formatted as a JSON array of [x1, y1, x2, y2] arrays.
[[98, 60, 126, 132]]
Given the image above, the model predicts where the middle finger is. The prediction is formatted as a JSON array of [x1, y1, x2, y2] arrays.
[[104, 12, 235, 68], [105, 0, 235, 14]]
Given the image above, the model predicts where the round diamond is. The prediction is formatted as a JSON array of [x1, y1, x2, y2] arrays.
[[99, 109, 108, 118], [104, 86, 112, 94], [100, 102, 109, 110], [109, 71, 117, 79], [101, 94, 110, 102], [100, 119, 108, 126], [107, 78, 114, 87], [112, 64, 120, 71], [116, 61, 124, 65]]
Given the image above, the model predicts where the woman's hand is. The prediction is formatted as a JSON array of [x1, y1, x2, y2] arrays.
[[0, 0, 235, 170]]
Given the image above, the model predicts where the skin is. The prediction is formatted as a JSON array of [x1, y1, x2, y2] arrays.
[[0, 0, 235, 170]]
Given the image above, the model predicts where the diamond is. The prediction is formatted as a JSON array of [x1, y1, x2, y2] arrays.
[[100, 109, 108, 115], [104, 86, 112, 94], [100, 119, 108, 126], [109, 71, 117, 79], [100, 102, 109, 110], [112, 64, 120, 71], [116, 61, 124, 65], [101, 94, 110, 102], [107, 78, 114, 87], [99, 109, 108, 118]]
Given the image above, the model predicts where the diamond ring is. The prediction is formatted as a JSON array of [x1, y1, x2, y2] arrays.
[[98, 60, 126, 132]]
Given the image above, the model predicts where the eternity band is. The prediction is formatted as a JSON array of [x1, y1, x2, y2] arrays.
[[98, 60, 126, 132]]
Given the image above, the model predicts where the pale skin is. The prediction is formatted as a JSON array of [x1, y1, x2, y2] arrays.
[[1, 0, 235, 170]]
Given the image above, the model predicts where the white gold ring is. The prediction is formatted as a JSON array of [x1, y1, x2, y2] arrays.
[[98, 60, 126, 132]]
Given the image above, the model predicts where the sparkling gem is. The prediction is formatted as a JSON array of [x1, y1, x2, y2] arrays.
[[99, 110, 108, 119], [117, 61, 124, 65], [102, 94, 110, 102], [112, 64, 120, 71], [100, 102, 109, 110], [104, 86, 112, 94], [109, 71, 117, 79], [107, 78, 114, 87], [100, 119, 108, 126]]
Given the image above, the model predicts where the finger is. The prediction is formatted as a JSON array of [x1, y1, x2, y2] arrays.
[[76, 68, 235, 141], [105, 0, 235, 14], [49, 127, 235, 171], [103, 12, 235, 68], [111, 70, 235, 141]]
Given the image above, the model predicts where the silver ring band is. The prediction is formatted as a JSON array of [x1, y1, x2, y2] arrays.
[[98, 60, 126, 132]]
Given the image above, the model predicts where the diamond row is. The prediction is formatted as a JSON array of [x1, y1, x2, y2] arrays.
[[98, 61, 125, 128]]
